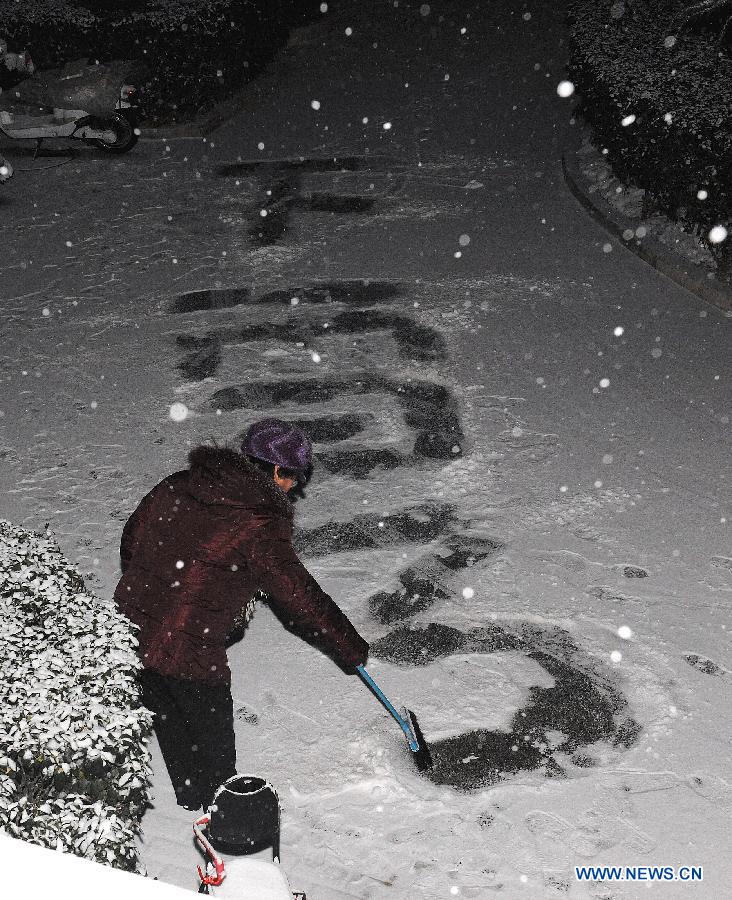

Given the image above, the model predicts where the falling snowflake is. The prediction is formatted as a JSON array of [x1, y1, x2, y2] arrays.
[[169, 403, 189, 422], [709, 225, 728, 245], [618, 626, 633, 640], [556, 80, 575, 99]]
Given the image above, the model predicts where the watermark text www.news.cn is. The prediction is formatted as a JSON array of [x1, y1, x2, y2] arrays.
[[575, 865, 703, 883]]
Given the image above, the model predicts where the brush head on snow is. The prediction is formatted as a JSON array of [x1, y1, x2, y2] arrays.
[[403, 707, 434, 771]]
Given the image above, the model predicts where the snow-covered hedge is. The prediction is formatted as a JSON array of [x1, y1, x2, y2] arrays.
[[568, 0, 732, 276], [0, 520, 152, 871]]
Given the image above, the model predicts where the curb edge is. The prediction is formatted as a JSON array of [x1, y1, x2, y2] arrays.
[[561, 151, 732, 315]]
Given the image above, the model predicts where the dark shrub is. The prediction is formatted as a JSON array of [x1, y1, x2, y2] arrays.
[[0, 1, 98, 68], [568, 0, 732, 274], [1, 0, 323, 123]]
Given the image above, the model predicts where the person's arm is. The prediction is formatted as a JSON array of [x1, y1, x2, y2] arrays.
[[237, 514, 369, 669]]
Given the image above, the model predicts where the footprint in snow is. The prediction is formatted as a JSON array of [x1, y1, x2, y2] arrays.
[[235, 706, 260, 725], [531, 549, 589, 573], [622, 565, 648, 578], [684, 654, 725, 676], [587, 585, 639, 605]]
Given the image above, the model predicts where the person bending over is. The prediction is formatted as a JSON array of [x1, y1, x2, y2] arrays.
[[114, 418, 369, 810]]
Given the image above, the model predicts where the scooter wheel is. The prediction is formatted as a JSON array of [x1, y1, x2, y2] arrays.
[[93, 115, 138, 154]]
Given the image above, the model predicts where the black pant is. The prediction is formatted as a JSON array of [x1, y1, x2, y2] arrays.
[[139, 669, 237, 811]]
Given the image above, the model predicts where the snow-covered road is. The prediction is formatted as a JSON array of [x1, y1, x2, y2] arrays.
[[1, 0, 729, 897]]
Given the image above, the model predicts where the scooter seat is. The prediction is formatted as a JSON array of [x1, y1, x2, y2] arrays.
[[5, 116, 57, 135], [52, 108, 88, 123]]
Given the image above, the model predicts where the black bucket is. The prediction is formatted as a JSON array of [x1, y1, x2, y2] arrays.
[[207, 774, 280, 861]]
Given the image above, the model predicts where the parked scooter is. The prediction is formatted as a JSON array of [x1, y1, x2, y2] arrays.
[[0, 42, 143, 154]]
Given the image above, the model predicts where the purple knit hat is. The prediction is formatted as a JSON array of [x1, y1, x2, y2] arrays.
[[242, 418, 312, 481]]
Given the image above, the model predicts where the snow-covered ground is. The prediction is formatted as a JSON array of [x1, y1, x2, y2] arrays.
[[1, 1, 729, 897]]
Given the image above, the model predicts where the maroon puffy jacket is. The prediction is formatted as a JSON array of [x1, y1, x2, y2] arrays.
[[114, 446, 369, 683]]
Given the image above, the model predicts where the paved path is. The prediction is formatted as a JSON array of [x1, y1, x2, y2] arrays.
[[1, 1, 729, 897]]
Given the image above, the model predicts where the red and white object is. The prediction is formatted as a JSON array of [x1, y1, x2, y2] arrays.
[[194, 815, 303, 899]]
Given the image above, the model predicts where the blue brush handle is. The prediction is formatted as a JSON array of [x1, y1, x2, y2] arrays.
[[356, 665, 418, 751]]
